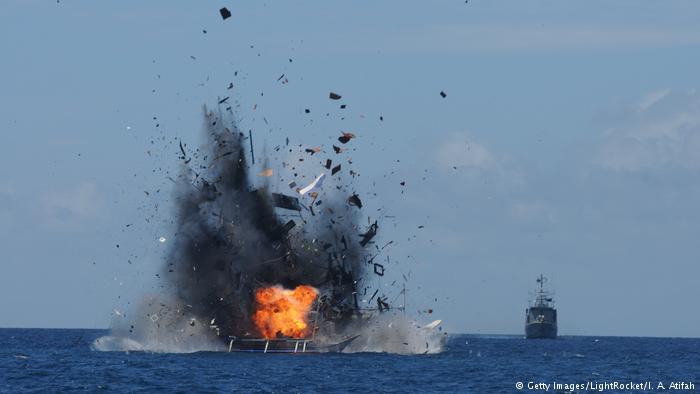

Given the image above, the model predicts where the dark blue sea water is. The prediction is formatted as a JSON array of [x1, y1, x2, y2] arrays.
[[1, 329, 698, 393]]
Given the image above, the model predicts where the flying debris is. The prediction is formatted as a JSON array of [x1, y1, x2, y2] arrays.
[[338, 132, 355, 144], [281, 220, 296, 233], [373, 263, 385, 276], [257, 168, 273, 177], [271, 193, 302, 211], [149, 112, 369, 344], [102, 106, 446, 355], [424, 320, 442, 330], [347, 193, 362, 209], [359, 221, 378, 247], [299, 173, 326, 197], [329, 92, 342, 100], [440, 91, 447, 98], [219, 7, 231, 20]]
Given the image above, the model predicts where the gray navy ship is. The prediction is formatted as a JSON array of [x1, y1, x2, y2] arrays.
[[525, 274, 557, 339]]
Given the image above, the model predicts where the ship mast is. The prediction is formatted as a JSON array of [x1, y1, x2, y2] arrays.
[[535, 274, 552, 308]]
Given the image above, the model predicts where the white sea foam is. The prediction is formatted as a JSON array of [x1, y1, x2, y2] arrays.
[[92, 295, 225, 353], [343, 314, 447, 355]]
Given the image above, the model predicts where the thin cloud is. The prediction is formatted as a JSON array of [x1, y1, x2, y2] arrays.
[[595, 90, 700, 171], [638, 89, 671, 112]]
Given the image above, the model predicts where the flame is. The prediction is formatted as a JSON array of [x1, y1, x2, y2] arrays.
[[252, 285, 318, 339]]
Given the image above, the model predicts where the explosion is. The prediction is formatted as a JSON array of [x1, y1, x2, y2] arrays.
[[253, 285, 318, 339], [158, 108, 366, 341], [94, 107, 446, 354]]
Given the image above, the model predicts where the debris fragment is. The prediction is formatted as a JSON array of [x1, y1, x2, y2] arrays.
[[347, 193, 362, 209], [305, 147, 321, 155], [424, 320, 442, 330], [368, 289, 379, 303], [325, 159, 332, 169], [338, 132, 355, 144], [271, 193, 302, 211], [373, 263, 385, 276], [257, 168, 273, 177], [440, 91, 447, 98], [377, 297, 390, 311], [331, 164, 341, 175], [359, 221, 378, 247], [219, 97, 230, 104], [282, 219, 296, 234], [179, 140, 187, 160], [333, 145, 342, 154], [219, 7, 231, 20], [248, 130, 255, 164], [159, 237, 167, 243], [288, 181, 297, 189], [329, 92, 342, 100], [299, 173, 326, 197]]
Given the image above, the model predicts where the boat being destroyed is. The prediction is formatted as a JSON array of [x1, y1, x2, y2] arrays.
[[133, 108, 433, 353]]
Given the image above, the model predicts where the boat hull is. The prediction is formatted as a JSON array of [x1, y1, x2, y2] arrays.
[[228, 335, 359, 353], [525, 322, 557, 339]]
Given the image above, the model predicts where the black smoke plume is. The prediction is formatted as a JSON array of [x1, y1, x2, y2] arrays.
[[165, 108, 369, 340]]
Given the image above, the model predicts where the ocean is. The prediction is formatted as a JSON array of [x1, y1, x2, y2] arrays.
[[1, 328, 698, 393]]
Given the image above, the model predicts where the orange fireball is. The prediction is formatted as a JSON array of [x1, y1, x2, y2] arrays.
[[252, 285, 318, 339]]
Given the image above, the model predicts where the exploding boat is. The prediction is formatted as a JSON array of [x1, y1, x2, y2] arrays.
[[160, 111, 409, 350]]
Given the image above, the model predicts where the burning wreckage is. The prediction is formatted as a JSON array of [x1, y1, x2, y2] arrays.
[[150, 109, 434, 353]]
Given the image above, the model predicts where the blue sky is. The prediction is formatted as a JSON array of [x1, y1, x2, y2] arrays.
[[1, 0, 700, 337]]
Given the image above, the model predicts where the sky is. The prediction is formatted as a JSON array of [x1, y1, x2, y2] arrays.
[[1, 0, 700, 337]]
